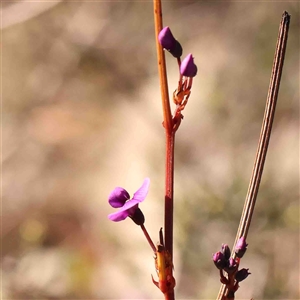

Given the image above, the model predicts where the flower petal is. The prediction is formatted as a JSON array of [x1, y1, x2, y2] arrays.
[[108, 210, 130, 222], [108, 187, 130, 208], [108, 201, 139, 222], [132, 178, 150, 202]]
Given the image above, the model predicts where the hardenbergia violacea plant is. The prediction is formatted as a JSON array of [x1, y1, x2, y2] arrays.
[[107, 1, 290, 300]]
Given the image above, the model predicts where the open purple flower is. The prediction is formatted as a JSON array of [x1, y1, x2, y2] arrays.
[[180, 54, 197, 77], [158, 26, 182, 58], [108, 178, 150, 225]]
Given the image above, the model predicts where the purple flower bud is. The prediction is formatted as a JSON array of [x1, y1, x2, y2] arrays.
[[108, 187, 130, 208], [235, 268, 251, 282], [180, 54, 197, 77], [235, 237, 248, 258], [158, 27, 183, 58], [221, 244, 231, 260], [224, 257, 238, 274], [213, 251, 227, 270]]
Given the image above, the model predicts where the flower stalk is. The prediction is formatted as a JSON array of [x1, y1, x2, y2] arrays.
[[141, 224, 157, 253]]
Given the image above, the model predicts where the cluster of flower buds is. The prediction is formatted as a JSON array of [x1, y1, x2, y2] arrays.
[[158, 26, 197, 127], [213, 237, 250, 298]]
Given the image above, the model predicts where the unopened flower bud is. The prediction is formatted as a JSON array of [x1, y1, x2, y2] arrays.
[[224, 257, 238, 274], [235, 237, 248, 258], [221, 244, 231, 260], [180, 54, 197, 77], [235, 268, 251, 282], [158, 27, 183, 58], [213, 251, 227, 270]]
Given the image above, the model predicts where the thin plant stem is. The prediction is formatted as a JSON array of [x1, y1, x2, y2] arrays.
[[153, 0, 175, 264], [141, 224, 157, 254], [153, 1, 176, 299], [165, 131, 175, 259], [216, 11, 290, 300], [153, 0, 172, 133]]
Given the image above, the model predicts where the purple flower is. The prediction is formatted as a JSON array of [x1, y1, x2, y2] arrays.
[[180, 54, 197, 77], [235, 268, 251, 282], [108, 178, 150, 225], [158, 26, 182, 58], [213, 251, 227, 270], [235, 237, 248, 258]]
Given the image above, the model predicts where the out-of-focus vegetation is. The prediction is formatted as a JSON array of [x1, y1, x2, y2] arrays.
[[2, 1, 299, 299]]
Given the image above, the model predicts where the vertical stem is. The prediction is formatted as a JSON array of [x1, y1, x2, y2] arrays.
[[153, 0, 172, 132], [216, 11, 290, 300], [165, 132, 175, 258], [153, 1, 175, 299]]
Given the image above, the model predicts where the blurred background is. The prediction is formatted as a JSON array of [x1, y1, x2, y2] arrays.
[[2, 1, 299, 299]]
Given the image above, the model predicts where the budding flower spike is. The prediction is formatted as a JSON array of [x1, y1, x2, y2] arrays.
[[108, 178, 150, 225], [158, 26, 183, 58], [213, 240, 250, 298]]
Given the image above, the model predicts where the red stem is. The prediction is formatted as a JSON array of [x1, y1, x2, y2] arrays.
[[140, 224, 157, 254], [164, 131, 175, 258], [153, 1, 176, 299]]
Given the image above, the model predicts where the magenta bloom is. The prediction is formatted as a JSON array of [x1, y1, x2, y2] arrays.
[[180, 54, 197, 77], [158, 26, 182, 58], [108, 178, 150, 225]]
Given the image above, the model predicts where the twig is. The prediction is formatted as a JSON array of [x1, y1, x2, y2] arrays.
[[217, 11, 290, 300]]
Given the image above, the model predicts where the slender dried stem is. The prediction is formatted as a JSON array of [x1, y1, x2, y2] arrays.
[[216, 11, 290, 300]]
